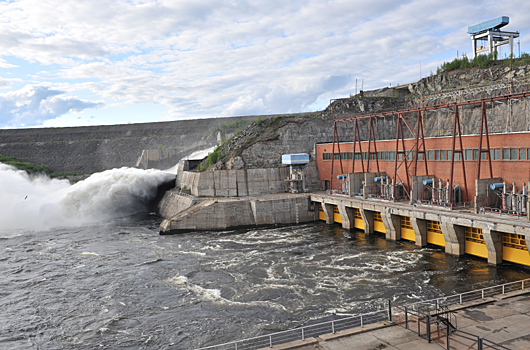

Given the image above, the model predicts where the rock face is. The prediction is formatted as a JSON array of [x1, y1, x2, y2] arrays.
[[225, 156, 245, 170], [221, 65, 530, 172]]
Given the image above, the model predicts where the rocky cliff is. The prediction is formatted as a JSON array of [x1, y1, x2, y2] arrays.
[[201, 64, 530, 172]]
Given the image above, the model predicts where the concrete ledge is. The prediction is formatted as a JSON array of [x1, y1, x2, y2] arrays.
[[257, 337, 317, 350], [318, 321, 394, 342], [495, 288, 530, 300]]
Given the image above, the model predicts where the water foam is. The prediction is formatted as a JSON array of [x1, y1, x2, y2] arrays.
[[0, 164, 174, 231]]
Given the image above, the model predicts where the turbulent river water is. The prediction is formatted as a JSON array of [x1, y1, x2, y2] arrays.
[[1, 164, 530, 350]]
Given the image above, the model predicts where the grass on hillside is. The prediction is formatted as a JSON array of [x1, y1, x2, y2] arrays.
[[0, 154, 88, 179], [436, 52, 530, 75]]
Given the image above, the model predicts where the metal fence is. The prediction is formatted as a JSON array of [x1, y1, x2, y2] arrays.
[[196, 278, 530, 350], [404, 278, 530, 314], [390, 303, 510, 350], [196, 310, 389, 350]]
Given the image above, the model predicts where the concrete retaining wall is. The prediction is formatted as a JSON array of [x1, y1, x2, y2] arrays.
[[157, 190, 196, 219], [178, 167, 291, 197], [159, 194, 317, 234]]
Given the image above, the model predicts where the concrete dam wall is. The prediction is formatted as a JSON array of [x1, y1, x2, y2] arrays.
[[0, 116, 252, 172]]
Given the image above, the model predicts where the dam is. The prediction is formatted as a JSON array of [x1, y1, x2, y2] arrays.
[[159, 86, 530, 270]]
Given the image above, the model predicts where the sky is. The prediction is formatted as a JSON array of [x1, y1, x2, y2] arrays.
[[0, 0, 529, 129]]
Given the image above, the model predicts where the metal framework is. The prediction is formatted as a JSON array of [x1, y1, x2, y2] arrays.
[[366, 118, 380, 173], [328, 88, 530, 204], [448, 106, 468, 204], [477, 101, 493, 180], [351, 119, 365, 174]]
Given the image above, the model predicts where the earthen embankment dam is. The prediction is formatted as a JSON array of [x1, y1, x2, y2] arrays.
[[0, 116, 252, 172]]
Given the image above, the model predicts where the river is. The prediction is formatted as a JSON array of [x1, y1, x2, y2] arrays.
[[1, 164, 529, 350]]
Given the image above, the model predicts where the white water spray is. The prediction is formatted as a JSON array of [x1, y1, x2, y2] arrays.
[[0, 163, 174, 231]]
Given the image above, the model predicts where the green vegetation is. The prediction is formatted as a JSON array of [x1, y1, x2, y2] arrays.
[[255, 116, 264, 125], [1, 154, 89, 180], [204, 119, 254, 137], [504, 52, 530, 67], [436, 52, 498, 74], [0, 154, 52, 175], [158, 144, 165, 149]]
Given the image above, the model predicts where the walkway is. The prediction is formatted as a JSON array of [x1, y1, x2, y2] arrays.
[[272, 290, 530, 350]]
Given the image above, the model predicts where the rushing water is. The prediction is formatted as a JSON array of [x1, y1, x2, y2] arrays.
[[1, 165, 530, 350]]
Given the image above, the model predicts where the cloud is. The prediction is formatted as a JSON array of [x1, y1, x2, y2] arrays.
[[0, 85, 104, 128], [0, 77, 23, 89], [1, 0, 530, 127]]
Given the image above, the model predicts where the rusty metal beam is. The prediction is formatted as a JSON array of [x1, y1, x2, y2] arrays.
[[366, 118, 380, 173], [477, 101, 493, 179], [352, 119, 365, 173], [330, 121, 344, 191], [333, 89, 530, 123]]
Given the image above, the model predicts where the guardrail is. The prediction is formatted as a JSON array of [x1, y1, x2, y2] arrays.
[[196, 278, 530, 350], [404, 278, 530, 314], [196, 310, 388, 350], [390, 303, 509, 349]]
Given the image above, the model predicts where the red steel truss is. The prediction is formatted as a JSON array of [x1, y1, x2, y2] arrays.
[[366, 117, 380, 173], [330, 121, 343, 191], [352, 119, 365, 174], [477, 101, 493, 180], [328, 88, 530, 203], [448, 106, 468, 204]]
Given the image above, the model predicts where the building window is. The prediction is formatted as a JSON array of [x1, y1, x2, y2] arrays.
[[349, 152, 353, 160], [428, 150, 433, 160], [334, 154, 340, 160], [441, 150, 447, 161], [385, 151, 389, 160], [407, 151, 413, 161], [418, 152, 424, 161], [447, 150, 452, 160], [465, 149, 472, 160], [398, 153, 403, 161], [481, 151, 488, 160], [503, 148, 510, 160], [511, 148, 518, 160], [520, 149, 526, 161], [389, 152, 394, 160], [473, 149, 478, 160], [362, 152, 367, 160], [494, 149, 501, 160], [435, 150, 440, 161]]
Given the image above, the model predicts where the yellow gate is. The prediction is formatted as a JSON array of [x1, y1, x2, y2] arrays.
[[503, 233, 530, 267], [373, 212, 386, 233], [318, 203, 326, 221], [353, 208, 364, 230], [401, 216, 415, 242], [465, 227, 488, 259], [333, 205, 342, 224], [427, 221, 445, 247]]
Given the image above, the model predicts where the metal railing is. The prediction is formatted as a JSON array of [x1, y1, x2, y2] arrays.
[[196, 278, 530, 350], [404, 278, 530, 314], [390, 303, 510, 349], [196, 310, 388, 350]]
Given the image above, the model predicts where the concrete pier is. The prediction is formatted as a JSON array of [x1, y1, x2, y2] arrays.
[[312, 192, 530, 266]]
